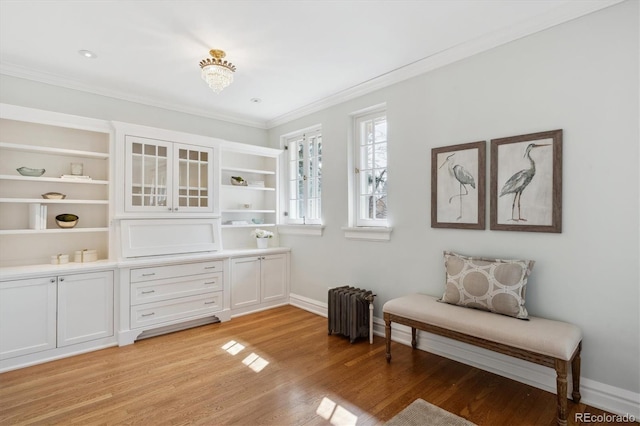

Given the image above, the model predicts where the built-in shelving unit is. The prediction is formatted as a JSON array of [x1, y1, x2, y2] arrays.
[[0, 105, 112, 267], [219, 145, 282, 248]]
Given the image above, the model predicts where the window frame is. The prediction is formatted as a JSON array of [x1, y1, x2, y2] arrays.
[[352, 108, 388, 228], [282, 126, 322, 226]]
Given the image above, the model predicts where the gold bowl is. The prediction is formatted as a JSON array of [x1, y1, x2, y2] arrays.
[[42, 192, 66, 200], [55, 213, 78, 228]]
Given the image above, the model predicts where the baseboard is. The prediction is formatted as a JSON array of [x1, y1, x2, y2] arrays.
[[289, 292, 327, 317], [289, 295, 639, 418]]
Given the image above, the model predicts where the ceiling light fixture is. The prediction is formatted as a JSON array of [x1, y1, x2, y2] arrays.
[[199, 49, 236, 94], [78, 49, 97, 59]]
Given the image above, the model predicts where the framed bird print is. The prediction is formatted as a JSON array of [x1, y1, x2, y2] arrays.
[[490, 129, 562, 233], [431, 141, 486, 229]]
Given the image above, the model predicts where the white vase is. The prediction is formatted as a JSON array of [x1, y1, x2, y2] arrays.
[[256, 238, 268, 249]]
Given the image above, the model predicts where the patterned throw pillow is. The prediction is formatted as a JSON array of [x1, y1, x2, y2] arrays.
[[440, 251, 535, 319]]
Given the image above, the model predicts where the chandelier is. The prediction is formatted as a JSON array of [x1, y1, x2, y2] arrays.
[[199, 49, 236, 94]]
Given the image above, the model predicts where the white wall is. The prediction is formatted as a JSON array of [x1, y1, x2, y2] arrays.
[[0, 75, 268, 146], [269, 0, 639, 399]]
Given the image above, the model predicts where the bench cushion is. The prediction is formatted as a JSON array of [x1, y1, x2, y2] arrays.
[[383, 294, 582, 361]]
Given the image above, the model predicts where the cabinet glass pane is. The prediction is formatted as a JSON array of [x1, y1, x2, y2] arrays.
[[131, 142, 168, 207], [177, 148, 209, 208]]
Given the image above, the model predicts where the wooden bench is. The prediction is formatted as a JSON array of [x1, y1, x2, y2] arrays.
[[383, 294, 582, 426]]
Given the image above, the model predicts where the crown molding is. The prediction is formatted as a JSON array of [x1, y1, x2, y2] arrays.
[[0, 63, 268, 129], [0, 0, 623, 131], [265, 0, 624, 129]]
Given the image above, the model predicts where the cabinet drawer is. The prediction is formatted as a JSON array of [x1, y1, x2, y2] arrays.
[[130, 292, 222, 329], [130, 261, 223, 283], [130, 272, 222, 305]]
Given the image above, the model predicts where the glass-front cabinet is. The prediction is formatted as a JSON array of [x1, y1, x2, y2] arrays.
[[125, 136, 213, 214]]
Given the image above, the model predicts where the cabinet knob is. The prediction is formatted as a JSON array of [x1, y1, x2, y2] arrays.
[[59, 277, 65, 282], [174, 208, 179, 211], [50, 278, 56, 283]]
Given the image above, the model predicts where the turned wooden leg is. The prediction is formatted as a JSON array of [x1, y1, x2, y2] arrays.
[[411, 327, 417, 349], [572, 343, 582, 403], [384, 314, 392, 363], [555, 359, 569, 426]]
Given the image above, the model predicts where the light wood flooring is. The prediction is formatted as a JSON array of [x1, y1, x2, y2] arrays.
[[0, 305, 632, 425]]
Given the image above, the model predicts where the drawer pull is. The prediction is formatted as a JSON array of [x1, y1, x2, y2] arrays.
[[141, 290, 156, 294], [204, 266, 217, 270], [141, 273, 156, 277], [141, 312, 155, 317], [204, 301, 216, 305], [204, 281, 217, 285]]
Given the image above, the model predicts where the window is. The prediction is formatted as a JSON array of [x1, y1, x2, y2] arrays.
[[284, 127, 322, 225], [354, 109, 388, 227]]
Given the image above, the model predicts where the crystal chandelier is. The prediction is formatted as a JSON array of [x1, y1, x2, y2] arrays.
[[199, 49, 236, 94]]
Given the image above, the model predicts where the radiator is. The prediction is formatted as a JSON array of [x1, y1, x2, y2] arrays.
[[328, 286, 375, 344]]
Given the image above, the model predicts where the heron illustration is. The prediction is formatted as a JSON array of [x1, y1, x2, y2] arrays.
[[499, 143, 551, 221], [439, 153, 476, 220]]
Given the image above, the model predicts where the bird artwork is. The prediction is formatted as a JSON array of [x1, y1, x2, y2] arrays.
[[499, 142, 551, 221], [439, 153, 476, 220]]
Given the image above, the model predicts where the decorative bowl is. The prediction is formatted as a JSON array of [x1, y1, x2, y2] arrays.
[[230, 176, 247, 186], [55, 213, 79, 228], [42, 192, 66, 200], [17, 167, 45, 177]]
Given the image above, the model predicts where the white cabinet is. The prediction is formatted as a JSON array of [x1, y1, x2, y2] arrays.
[[129, 260, 224, 330], [230, 253, 288, 315], [0, 270, 114, 361], [0, 104, 112, 267], [0, 277, 57, 359], [124, 136, 214, 214], [57, 271, 114, 347]]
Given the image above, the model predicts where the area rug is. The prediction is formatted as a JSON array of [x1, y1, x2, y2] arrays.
[[385, 398, 477, 426]]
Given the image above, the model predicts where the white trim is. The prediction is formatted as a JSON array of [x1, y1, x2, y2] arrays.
[[289, 293, 327, 318], [265, 0, 625, 128], [278, 225, 324, 236], [290, 298, 640, 419], [2, 2, 622, 130], [342, 226, 392, 241], [0, 65, 267, 129]]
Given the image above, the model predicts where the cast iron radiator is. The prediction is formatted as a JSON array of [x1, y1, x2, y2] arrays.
[[328, 286, 375, 343]]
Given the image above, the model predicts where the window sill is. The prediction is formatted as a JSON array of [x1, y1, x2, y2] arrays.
[[342, 226, 392, 241], [278, 224, 325, 236]]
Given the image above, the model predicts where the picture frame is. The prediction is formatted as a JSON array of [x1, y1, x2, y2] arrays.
[[431, 141, 486, 229], [490, 129, 562, 233]]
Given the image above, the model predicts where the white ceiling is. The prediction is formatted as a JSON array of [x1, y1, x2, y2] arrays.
[[0, 0, 621, 129]]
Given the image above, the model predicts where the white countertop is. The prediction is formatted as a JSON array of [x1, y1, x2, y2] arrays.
[[0, 247, 291, 281]]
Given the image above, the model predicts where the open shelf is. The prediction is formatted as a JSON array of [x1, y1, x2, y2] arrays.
[[0, 227, 109, 235], [0, 198, 108, 204], [0, 142, 109, 159], [0, 175, 109, 185]]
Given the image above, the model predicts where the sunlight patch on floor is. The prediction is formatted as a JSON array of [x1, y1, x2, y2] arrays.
[[242, 352, 269, 373], [222, 340, 269, 373], [222, 340, 245, 355], [316, 397, 358, 426]]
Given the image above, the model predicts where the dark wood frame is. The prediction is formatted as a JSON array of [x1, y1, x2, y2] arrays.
[[431, 141, 485, 230], [490, 129, 562, 233], [384, 311, 582, 426]]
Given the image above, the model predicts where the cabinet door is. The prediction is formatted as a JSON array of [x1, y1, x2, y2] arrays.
[[0, 277, 57, 360], [125, 136, 173, 212], [57, 271, 114, 347], [261, 254, 288, 302], [230, 257, 261, 309], [174, 143, 214, 213]]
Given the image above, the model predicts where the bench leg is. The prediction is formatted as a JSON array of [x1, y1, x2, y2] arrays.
[[555, 359, 569, 426], [385, 316, 392, 363], [572, 343, 582, 403], [411, 327, 417, 349]]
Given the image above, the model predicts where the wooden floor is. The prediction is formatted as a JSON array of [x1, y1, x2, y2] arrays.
[[0, 306, 632, 426]]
